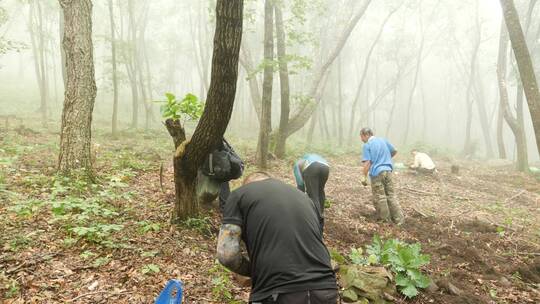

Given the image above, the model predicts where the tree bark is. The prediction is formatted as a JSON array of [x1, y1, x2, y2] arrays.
[[274, 4, 290, 158], [500, 0, 540, 157], [497, 22, 528, 171], [108, 0, 119, 136], [168, 0, 243, 222], [496, 102, 507, 159], [57, 0, 97, 176], [256, 0, 274, 169]]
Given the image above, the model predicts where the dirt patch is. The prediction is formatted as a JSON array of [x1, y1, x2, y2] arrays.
[[457, 218, 498, 233]]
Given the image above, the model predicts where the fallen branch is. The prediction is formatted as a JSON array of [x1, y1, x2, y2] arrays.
[[411, 206, 429, 218], [159, 162, 164, 193], [6, 252, 59, 274], [449, 195, 472, 201], [400, 187, 437, 196], [516, 252, 540, 257], [67, 290, 130, 302], [504, 189, 527, 204]]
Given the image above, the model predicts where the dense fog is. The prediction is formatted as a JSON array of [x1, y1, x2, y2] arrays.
[[1, 0, 539, 162]]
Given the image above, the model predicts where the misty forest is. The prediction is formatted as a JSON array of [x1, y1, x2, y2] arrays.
[[1, 0, 540, 303]]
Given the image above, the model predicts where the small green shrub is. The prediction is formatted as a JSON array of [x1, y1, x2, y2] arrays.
[[69, 223, 124, 243], [8, 235, 32, 251], [92, 256, 111, 268], [209, 263, 242, 304], [350, 235, 431, 298], [324, 199, 333, 209], [141, 264, 160, 275], [4, 280, 19, 298], [137, 221, 161, 234], [8, 199, 44, 217], [183, 216, 213, 237]]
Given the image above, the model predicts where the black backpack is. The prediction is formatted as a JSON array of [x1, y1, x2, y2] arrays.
[[201, 139, 244, 182]]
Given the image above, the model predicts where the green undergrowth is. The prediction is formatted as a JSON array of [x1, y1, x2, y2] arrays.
[[209, 263, 242, 304], [5, 169, 137, 249], [333, 235, 431, 299]]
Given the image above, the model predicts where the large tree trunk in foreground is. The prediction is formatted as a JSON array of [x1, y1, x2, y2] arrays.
[[166, 0, 243, 222], [256, 0, 274, 168], [497, 22, 528, 171], [274, 4, 290, 158], [58, 0, 97, 176], [500, 0, 540, 157]]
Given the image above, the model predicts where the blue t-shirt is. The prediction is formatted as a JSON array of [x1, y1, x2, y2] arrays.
[[362, 137, 396, 178], [293, 154, 329, 189]]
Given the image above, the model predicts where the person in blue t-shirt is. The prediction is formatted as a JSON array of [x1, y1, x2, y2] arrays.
[[293, 154, 329, 230], [360, 128, 404, 225]]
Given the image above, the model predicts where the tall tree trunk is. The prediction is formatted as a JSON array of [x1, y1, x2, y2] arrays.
[[512, 0, 536, 163], [403, 9, 424, 145], [496, 102, 507, 159], [307, 110, 317, 147], [462, 0, 481, 156], [419, 72, 427, 141], [274, 4, 290, 158], [337, 55, 344, 146], [497, 22, 528, 171], [239, 44, 262, 121], [166, 0, 243, 222], [500, 0, 540, 157], [473, 77, 495, 158], [127, 0, 139, 128], [59, 8, 66, 87], [348, 7, 397, 142], [189, 10, 207, 98], [36, 1, 48, 127], [256, 0, 274, 169], [135, 3, 153, 131], [275, 0, 372, 148], [28, 1, 48, 128], [385, 78, 400, 138], [58, 0, 97, 176], [385, 59, 402, 138], [108, 0, 119, 137], [320, 104, 331, 141]]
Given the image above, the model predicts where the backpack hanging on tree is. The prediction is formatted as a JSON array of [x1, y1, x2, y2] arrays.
[[201, 139, 244, 182]]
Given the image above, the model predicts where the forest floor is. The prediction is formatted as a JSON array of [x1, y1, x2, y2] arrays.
[[1, 126, 540, 304]]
